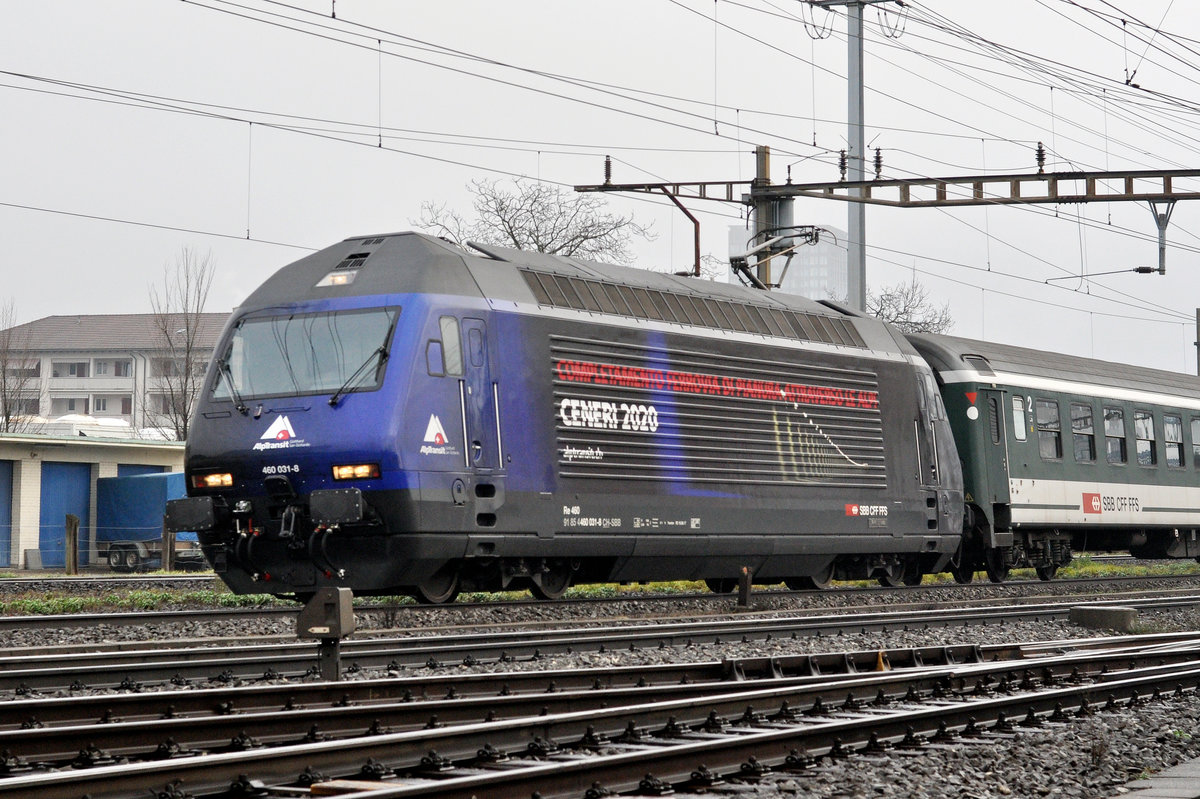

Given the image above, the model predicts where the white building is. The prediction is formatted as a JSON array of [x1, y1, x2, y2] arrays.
[[2, 313, 227, 437]]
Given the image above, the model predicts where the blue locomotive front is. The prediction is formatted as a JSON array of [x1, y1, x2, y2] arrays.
[[166, 234, 507, 601]]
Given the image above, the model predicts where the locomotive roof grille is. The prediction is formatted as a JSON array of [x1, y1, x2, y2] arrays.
[[519, 268, 866, 349], [333, 251, 373, 271]]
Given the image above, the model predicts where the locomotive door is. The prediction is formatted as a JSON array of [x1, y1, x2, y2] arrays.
[[461, 317, 501, 471]]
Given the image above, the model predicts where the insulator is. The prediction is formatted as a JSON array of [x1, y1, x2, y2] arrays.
[[604, 155, 612, 185], [838, 150, 847, 182], [1036, 142, 1046, 174], [873, 148, 883, 180]]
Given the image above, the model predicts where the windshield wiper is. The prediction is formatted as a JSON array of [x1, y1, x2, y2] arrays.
[[219, 361, 249, 416], [329, 346, 389, 407]]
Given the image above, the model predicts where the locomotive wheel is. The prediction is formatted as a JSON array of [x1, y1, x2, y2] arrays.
[[530, 565, 572, 601], [704, 578, 737, 594], [984, 549, 1010, 583], [786, 563, 835, 591], [413, 564, 460, 605], [950, 563, 975, 584], [1035, 564, 1058, 581], [877, 558, 913, 588]]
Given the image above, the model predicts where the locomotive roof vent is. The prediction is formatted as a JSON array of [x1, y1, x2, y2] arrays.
[[334, 251, 373, 271]]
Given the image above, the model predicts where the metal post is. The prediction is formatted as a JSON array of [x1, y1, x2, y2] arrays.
[[753, 146, 773, 286], [737, 565, 753, 608], [1195, 308, 1199, 376], [297, 587, 356, 682], [64, 514, 79, 575], [1149, 200, 1175, 275], [846, 2, 867, 311]]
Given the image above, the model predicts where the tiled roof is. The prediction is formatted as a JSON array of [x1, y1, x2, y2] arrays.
[[3, 313, 230, 352]]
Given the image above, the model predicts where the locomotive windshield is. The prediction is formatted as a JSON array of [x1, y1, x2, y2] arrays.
[[212, 307, 398, 401]]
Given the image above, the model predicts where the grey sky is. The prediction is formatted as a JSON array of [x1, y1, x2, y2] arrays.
[[2, 1, 1198, 370]]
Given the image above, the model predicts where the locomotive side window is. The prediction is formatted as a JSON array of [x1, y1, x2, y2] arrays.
[[1035, 399, 1062, 459], [988, 397, 1001, 444], [1104, 407, 1127, 464], [439, 317, 463, 377], [1011, 397, 1028, 442], [1192, 418, 1200, 468], [1134, 411, 1157, 466], [1070, 403, 1096, 462], [1164, 414, 1184, 468], [468, 326, 485, 368], [425, 341, 445, 377]]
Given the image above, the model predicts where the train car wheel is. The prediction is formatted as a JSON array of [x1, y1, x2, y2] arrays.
[[1035, 564, 1058, 581], [530, 566, 572, 601], [984, 549, 1010, 583], [704, 578, 736, 594], [413, 565, 460, 605]]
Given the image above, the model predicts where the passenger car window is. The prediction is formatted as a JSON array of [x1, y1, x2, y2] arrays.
[[1192, 418, 1200, 468], [1164, 414, 1183, 468], [1104, 407, 1127, 464], [1134, 411, 1157, 466], [1071, 403, 1095, 462], [1011, 396, 1027, 442], [1035, 399, 1062, 460]]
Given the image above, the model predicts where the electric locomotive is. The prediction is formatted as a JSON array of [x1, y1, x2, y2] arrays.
[[166, 232, 965, 601], [910, 333, 1200, 582]]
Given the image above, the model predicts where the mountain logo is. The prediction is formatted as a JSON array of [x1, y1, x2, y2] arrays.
[[424, 415, 448, 445], [262, 416, 296, 441]]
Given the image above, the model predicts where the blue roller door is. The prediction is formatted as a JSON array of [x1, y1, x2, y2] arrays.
[[40, 462, 91, 568], [0, 461, 12, 567]]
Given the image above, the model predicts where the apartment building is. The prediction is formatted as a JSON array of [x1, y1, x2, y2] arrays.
[[3, 313, 228, 438]]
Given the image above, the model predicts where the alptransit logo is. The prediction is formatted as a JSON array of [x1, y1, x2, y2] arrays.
[[253, 416, 308, 451], [420, 414, 458, 456]]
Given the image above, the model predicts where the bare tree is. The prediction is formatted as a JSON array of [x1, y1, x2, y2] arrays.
[[417, 178, 654, 264], [865, 277, 955, 334], [0, 301, 39, 433], [148, 248, 215, 440]]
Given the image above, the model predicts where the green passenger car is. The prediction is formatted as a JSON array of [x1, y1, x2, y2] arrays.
[[909, 334, 1200, 583]]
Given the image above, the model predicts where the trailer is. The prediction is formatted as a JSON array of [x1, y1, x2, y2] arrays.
[[97, 473, 204, 571]]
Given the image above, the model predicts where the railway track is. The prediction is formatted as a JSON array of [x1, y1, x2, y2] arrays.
[[5, 593, 1200, 693], [3, 633, 1198, 798], [2, 572, 1199, 636]]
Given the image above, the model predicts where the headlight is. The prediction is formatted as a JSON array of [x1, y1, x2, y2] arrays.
[[192, 472, 233, 489], [332, 463, 380, 480]]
